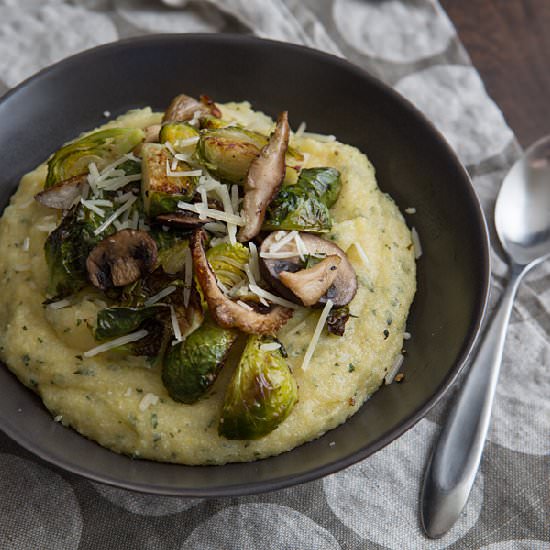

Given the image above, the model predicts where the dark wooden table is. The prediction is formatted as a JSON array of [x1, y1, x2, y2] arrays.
[[442, 0, 550, 147]]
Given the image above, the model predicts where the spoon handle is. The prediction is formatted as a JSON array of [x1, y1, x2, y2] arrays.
[[420, 263, 526, 538]]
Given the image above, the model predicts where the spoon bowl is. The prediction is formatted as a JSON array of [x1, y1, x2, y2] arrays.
[[495, 135, 550, 266]]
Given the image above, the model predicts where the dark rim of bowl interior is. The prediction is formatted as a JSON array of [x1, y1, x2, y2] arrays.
[[0, 34, 491, 496]]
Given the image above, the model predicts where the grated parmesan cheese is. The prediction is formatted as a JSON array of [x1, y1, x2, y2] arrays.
[[94, 195, 137, 235], [259, 342, 282, 352], [22, 237, 30, 252], [144, 285, 176, 306], [301, 300, 334, 371], [405, 207, 416, 214], [260, 251, 300, 260], [248, 242, 261, 283], [384, 354, 404, 385], [165, 160, 202, 178], [411, 227, 422, 259], [138, 393, 159, 412], [47, 298, 72, 310], [83, 329, 148, 358], [248, 283, 301, 310], [295, 121, 306, 138], [353, 242, 371, 268], [269, 230, 298, 252], [403, 332, 412, 340], [177, 201, 244, 225], [169, 305, 183, 343], [236, 300, 253, 311]]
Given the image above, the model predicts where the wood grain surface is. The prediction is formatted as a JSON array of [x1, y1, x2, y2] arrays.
[[442, 0, 550, 147]]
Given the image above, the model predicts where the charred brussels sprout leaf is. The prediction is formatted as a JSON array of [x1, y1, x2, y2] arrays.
[[298, 167, 341, 208], [45, 128, 144, 188], [262, 167, 340, 232], [44, 204, 116, 299], [197, 126, 303, 185], [262, 186, 331, 233], [162, 320, 238, 404], [206, 242, 249, 290], [326, 305, 350, 336], [219, 336, 297, 440], [159, 122, 199, 152], [141, 143, 198, 216], [95, 306, 165, 341]]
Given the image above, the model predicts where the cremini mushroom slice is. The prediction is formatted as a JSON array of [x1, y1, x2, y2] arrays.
[[34, 174, 88, 210], [260, 231, 358, 307], [237, 111, 290, 242], [191, 229, 293, 335], [279, 255, 341, 307], [86, 229, 158, 290], [162, 93, 221, 124]]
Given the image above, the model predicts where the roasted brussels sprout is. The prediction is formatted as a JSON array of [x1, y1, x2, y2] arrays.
[[197, 126, 303, 185], [45, 128, 144, 188], [261, 167, 340, 232], [95, 306, 165, 340], [141, 143, 198, 216], [297, 167, 341, 208], [162, 319, 238, 404], [205, 242, 249, 290], [218, 335, 298, 440], [262, 185, 331, 232], [159, 122, 199, 152]]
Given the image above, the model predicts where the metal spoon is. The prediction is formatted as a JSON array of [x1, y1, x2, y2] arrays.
[[420, 135, 550, 538]]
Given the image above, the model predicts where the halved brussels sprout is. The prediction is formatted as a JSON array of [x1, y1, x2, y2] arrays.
[[159, 122, 199, 152], [261, 167, 340, 232], [205, 242, 249, 291], [95, 306, 165, 341], [162, 319, 238, 404], [141, 143, 198, 216], [45, 128, 145, 188], [197, 126, 303, 185], [262, 186, 331, 232], [218, 335, 297, 440]]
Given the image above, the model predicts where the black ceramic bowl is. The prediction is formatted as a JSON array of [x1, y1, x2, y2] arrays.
[[0, 34, 490, 496]]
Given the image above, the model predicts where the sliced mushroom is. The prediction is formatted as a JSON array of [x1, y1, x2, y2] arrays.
[[86, 229, 158, 290], [154, 212, 211, 229], [237, 111, 290, 242], [162, 93, 221, 124], [191, 229, 293, 335], [34, 174, 87, 210], [144, 124, 161, 143], [279, 255, 341, 307], [260, 232, 357, 307]]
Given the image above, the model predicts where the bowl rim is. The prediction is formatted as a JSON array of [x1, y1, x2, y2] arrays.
[[0, 33, 491, 496]]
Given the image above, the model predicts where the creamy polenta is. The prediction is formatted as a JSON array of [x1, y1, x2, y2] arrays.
[[0, 103, 415, 464]]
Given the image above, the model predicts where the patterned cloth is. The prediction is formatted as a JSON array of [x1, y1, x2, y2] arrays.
[[0, 1, 548, 548]]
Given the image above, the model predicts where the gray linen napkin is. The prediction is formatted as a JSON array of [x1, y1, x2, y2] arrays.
[[0, 1, 548, 549]]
